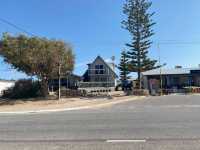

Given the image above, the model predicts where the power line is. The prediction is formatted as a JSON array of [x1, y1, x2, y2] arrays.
[[0, 17, 36, 36], [155, 40, 200, 45], [1, 18, 199, 46], [0, 18, 37, 78]]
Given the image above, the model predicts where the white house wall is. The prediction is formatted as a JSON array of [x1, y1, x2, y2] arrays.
[[0, 81, 15, 96]]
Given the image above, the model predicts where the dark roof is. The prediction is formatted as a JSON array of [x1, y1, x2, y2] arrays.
[[92, 56, 118, 78], [82, 56, 118, 78], [52, 74, 81, 80]]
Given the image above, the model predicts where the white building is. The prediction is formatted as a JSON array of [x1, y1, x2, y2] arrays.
[[0, 80, 15, 96]]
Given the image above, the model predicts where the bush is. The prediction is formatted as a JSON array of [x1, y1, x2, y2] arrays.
[[2, 79, 42, 99]]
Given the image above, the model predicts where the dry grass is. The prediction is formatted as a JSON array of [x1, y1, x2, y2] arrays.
[[0, 91, 136, 112]]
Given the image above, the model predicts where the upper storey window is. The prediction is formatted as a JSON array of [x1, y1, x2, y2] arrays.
[[95, 65, 104, 74]]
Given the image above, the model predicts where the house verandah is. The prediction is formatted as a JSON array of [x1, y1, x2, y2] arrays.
[[142, 67, 200, 93], [48, 74, 81, 91]]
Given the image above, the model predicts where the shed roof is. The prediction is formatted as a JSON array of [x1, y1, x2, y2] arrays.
[[142, 68, 200, 76]]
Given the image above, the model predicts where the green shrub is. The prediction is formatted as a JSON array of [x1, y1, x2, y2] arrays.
[[2, 79, 42, 99]]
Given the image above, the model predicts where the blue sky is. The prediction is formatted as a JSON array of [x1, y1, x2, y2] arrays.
[[0, 0, 200, 80]]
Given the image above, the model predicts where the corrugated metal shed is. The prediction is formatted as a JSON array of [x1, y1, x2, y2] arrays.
[[142, 68, 200, 76]]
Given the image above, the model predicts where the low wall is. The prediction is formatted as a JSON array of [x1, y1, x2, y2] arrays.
[[126, 89, 150, 96]]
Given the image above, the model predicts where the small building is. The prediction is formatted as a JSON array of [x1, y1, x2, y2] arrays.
[[0, 80, 15, 96], [142, 66, 200, 92], [79, 56, 118, 90], [48, 74, 81, 91]]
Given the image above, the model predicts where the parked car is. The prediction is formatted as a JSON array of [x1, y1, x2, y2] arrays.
[[115, 80, 133, 91]]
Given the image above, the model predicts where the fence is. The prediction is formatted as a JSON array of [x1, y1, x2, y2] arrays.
[[161, 87, 200, 95], [78, 82, 115, 88]]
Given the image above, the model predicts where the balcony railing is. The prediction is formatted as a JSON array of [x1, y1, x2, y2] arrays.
[[78, 82, 115, 88]]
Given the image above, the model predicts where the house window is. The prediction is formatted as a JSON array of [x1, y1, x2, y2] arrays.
[[100, 77, 106, 82], [88, 70, 91, 75], [95, 65, 104, 74], [95, 77, 100, 82]]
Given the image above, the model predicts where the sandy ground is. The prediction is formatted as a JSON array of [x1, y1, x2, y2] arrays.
[[0, 92, 143, 112]]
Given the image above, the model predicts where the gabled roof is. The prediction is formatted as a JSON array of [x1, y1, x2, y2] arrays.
[[83, 56, 118, 78], [93, 56, 118, 78], [142, 68, 200, 76]]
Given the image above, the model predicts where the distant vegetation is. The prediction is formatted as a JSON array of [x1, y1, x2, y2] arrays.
[[2, 79, 41, 99], [118, 50, 130, 81]]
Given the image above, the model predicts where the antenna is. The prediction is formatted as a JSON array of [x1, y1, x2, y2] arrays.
[[111, 56, 115, 62]]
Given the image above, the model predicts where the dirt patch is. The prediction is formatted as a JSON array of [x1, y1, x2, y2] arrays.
[[0, 92, 143, 112]]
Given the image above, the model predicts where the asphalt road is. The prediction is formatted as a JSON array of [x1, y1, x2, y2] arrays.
[[1, 94, 200, 150]]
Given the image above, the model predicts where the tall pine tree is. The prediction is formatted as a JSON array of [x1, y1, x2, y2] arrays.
[[118, 50, 130, 81], [122, 0, 159, 89]]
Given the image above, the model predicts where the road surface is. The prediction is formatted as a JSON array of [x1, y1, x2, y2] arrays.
[[1, 94, 200, 149]]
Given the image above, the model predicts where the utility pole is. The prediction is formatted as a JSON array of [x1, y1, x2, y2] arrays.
[[58, 63, 61, 100], [66, 71, 71, 89], [158, 43, 163, 96]]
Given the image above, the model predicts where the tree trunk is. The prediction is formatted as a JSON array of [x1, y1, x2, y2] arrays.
[[138, 70, 141, 89], [40, 79, 49, 97]]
